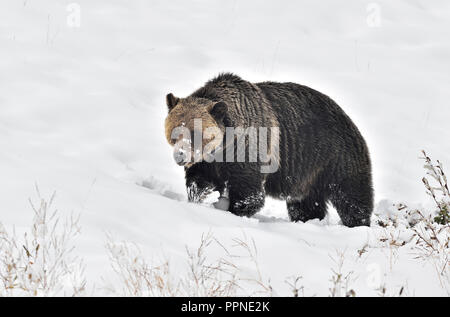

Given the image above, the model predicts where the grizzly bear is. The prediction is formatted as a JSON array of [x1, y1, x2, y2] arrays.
[[164, 73, 373, 227]]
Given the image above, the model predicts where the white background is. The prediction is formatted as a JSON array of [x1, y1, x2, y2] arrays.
[[1, 0, 449, 296]]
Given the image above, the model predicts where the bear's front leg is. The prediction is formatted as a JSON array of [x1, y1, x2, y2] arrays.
[[227, 168, 265, 217], [185, 164, 216, 203], [186, 180, 214, 203]]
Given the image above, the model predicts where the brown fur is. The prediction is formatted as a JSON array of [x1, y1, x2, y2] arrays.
[[165, 97, 224, 152]]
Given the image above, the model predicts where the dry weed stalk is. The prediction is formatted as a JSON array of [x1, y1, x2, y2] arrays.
[[0, 187, 85, 296], [328, 250, 355, 297], [409, 210, 449, 294], [105, 231, 272, 297], [421, 150, 450, 225], [285, 276, 304, 297], [105, 235, 179, 296]]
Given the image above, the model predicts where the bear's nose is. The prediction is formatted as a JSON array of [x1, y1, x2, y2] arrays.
[[174, 148, 188, 166], [173, 137, 192, 166]]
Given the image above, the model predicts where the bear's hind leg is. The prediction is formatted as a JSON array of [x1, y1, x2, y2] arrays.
[[287, 194, 327, 223], [328, 175, 373, 227]]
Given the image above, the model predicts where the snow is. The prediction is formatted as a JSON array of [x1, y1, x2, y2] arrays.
[[1, 0, 449, 296]]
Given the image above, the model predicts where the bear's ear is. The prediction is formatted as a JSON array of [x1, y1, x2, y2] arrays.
[[166, 93, 179, 112], [209, 102, 227, 121]]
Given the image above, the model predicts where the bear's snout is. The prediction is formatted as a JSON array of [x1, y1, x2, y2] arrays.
[[173, 137, 192, 166], [174, 148, 188, 166]]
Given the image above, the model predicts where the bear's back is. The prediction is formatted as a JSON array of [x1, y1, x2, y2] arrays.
[[257, 81, 370, 197]]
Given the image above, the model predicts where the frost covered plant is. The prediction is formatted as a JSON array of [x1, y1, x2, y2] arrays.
[[285, 276, 304, 297], [105, 235, 179, 296], [373, 205, 449, 295], [328, 250, 356, 297], [182, 232, 240, 296], [0, 188, 85, 296], [105, 232, 272, 297], [421, 150, 450, 225], [409, 209, 449, 295], [227, 233, 273, 296], [106, 232, 240, 296], [373, 153, 449, 279]]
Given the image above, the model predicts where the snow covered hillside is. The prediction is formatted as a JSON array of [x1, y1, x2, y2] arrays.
[[0, 0, 449, 296]]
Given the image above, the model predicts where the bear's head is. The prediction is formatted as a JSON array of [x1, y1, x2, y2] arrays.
[[164, 93, 227, 167]]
